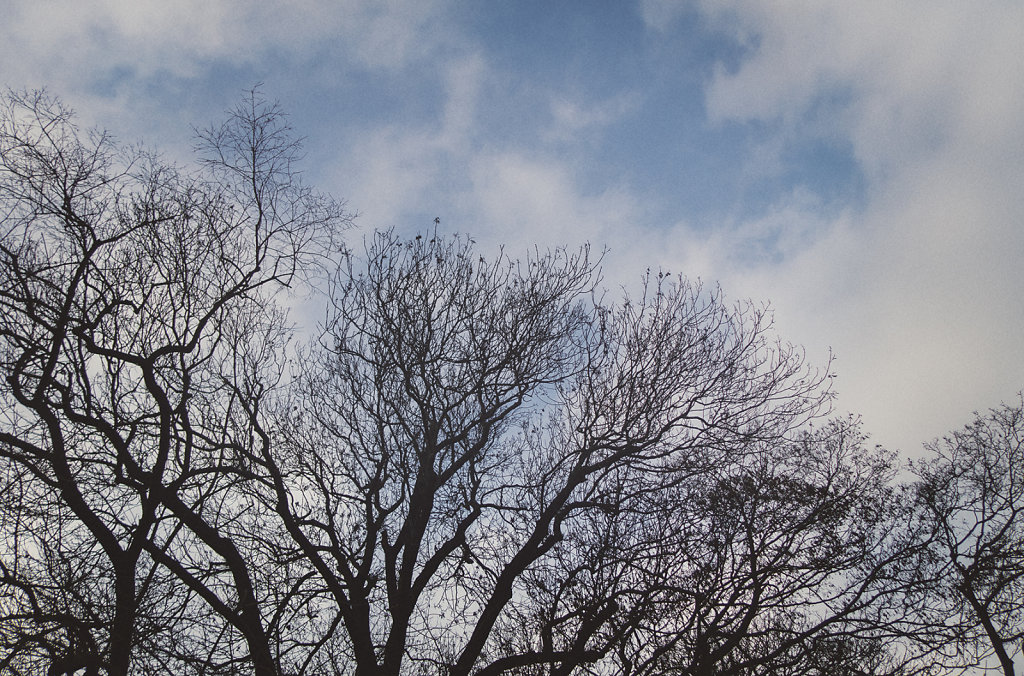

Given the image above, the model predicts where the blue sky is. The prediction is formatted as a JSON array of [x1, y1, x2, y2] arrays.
[[4, 0, 1023, 455]]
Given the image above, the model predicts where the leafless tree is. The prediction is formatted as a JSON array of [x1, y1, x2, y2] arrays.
[[602, 416, 938, 676], [3, 87, 983, 676], [0, 88, 348, 675], [908, 397, 1024, 676], [246, 232, 834, 675]]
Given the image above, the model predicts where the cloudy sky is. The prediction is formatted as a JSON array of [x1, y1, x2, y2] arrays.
[[4, 0, 1023, 456]]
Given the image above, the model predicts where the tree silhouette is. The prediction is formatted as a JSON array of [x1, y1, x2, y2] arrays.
[[0, 88, 348, 675], [909, 398, 1024, 676], [2, 88, 997, 676], [248, 231, 838, 675]]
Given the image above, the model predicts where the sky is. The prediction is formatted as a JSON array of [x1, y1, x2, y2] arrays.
[[3, 0, 1023, 457]]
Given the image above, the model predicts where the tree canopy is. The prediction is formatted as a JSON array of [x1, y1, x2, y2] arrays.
[[1, 89, 1021, 676]]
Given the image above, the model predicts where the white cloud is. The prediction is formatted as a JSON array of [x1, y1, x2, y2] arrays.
[[637, 0, 691, 32], [546, 92, 640, 143], [325, 52, 643, 256], [467, 151, 638, 250], [2, 0, 454, 133], [701, 1, 1024, 182], [7, 0, 451, 76], [318, 53, 487, 231], [689, 0, 1024, 453]]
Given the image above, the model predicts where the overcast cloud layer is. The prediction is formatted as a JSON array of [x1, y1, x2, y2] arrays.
[[4, 0, 1022, 455]]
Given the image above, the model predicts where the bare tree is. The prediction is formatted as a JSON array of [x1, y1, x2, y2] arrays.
[[0, 89, 348, 675], [2, 88, 969, 676], [908, 398, 1024, 676], [247, 233, 834, 675], [604, 416, 936, 676]]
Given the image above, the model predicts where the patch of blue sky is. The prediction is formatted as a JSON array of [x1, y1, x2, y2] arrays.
[[89, 65, 138, 100], [463, 1, 649, 94], [444, 5, 762, 223], [778, 137, 866, 212]]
